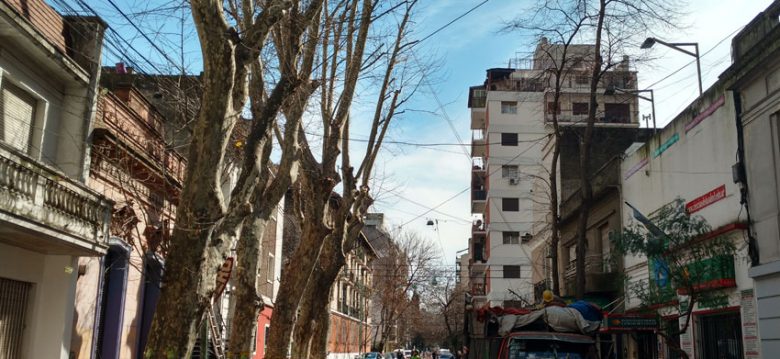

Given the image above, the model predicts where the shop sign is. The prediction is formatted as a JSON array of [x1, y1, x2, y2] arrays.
[[685, 95, 726, 133], [741, 289, 761, 359], [653, 133, 679, 158], [677, 255, 736, 294], [686, 185, 726, 214], [624, 157, 648, 180], [601, 314, 658, 332]]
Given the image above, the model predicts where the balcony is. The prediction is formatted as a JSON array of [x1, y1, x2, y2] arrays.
[[0, 145, 112, 256], [471, 129, 486, 158], [471, 189, 486, 213], [472, 157, 486, 173], [563, 254, 619, 295]]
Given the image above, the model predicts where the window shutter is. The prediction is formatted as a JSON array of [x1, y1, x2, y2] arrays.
[[0, 277, 32, 358], [1, 82, 36, 153]]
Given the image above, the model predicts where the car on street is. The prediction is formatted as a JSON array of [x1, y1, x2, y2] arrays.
[[363, 352, 382, 359], [439, 352, 454, 359]]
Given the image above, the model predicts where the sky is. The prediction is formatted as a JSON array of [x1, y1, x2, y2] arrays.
[[69, 0, 777, 276]]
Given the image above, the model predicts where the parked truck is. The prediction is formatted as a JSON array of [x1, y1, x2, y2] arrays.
[[467, 301, 602, 359]]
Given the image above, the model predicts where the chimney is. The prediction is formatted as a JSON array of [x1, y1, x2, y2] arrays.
[[63, 16, 107, 72], [364, 213, 384, 227]]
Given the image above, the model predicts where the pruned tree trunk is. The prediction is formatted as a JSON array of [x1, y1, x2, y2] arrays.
[[265, 200, 331, 359], [227, 215, 268, 358], [575, 0, 606, 300]]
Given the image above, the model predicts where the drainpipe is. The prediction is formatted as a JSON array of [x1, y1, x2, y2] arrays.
[[731, 90, 759, 265]]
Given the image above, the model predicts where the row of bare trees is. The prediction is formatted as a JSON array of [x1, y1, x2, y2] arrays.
[[144, 0, 424, 358]]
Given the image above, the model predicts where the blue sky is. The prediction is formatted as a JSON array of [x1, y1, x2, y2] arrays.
[[74, 0, 776, 273]]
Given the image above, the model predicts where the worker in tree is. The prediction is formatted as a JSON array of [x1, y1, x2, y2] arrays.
[[542, 290, 566, 307]]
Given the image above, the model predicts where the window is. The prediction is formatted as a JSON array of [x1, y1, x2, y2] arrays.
[[546, 102, 561, 114], [576, 75, 590, 85], [501, 133, 518, 146], [696, 311, 743, 359], [266, 256, 274, 283], [503, 231, 520, 244], [1, 80, 37, 152], [573, 102, 589, 115], [568, 245, 577, 268], [264, 325, 270, 354], [503, 265, 521, 278], [501, 101, 517, 114], [501, 165, 518, 179], [604, 103, 630, 123], [502, 198, 519, 212]]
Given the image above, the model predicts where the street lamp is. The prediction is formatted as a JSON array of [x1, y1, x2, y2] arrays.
[[604, 85, 656, 133], [640, 37, 702, 95]]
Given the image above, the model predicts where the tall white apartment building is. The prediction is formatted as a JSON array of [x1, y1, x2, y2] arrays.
[[467, 38, 639, 308]]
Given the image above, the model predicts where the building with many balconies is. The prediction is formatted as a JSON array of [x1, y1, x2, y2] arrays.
[[0, 0, 112, 357], [467, 38, 640, 308]]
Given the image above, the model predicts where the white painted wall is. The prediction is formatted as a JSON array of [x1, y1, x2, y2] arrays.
[[0, 242, 78, 359], [620, 90, 747, 309], [483, 91, 548, 304], [740, 48, 780, 356]]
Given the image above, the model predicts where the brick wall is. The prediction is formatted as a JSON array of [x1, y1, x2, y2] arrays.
[[5, 0, 67, 53]]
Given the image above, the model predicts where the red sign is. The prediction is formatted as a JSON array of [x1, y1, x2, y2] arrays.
[[214, 257, 234, 299], [686, 185, 726, 214]]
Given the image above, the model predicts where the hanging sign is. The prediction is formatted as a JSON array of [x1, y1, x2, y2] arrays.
[[686, 185, 726, 214]]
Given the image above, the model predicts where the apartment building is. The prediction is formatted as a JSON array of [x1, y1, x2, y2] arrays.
[[327, 231, 376, 358], [0, 0, 112, 357], [69, 78, 186, 358], [467, 38, 639, 308]]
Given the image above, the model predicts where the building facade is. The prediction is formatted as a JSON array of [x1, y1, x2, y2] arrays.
[[619, 81, 757, 358], [69, 80, 186, 358], [727, 2, 780, 356], [467, 39, 639, 308], [0, 0, 113, 357], [327, 231, 376, 358]]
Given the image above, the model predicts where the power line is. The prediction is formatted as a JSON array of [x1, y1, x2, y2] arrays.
[[414, 0, 490, 46], [398, 133, 550, 228], [104, 0, 186, 74]]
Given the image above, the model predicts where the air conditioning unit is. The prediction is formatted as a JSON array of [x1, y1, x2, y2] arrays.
[[509, 178, 519, 185]]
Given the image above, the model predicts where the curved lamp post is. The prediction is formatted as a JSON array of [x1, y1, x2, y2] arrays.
[[641, 37, 702, 95]]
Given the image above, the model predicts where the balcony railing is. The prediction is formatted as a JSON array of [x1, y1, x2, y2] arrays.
[[0, 145, 111, 254], [563, 253, 619, 294]]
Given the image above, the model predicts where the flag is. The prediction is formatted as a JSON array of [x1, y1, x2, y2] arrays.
[[625, 201, 667, 240]]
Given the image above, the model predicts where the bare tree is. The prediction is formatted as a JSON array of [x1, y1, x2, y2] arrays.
[[371, 231, 439, 352], [504, 0, 590, 295], [265, 1, 423, 358], [145, 0, 324, 356], [423, 270, 466, 350], [573, 0, 680, 298]]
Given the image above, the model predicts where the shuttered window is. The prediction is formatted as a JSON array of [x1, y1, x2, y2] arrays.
[[1, 81, 36, 153], [0, 277, 32, 358]]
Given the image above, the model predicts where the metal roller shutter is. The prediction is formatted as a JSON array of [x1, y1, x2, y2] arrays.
[[0, 277, 32, 359]]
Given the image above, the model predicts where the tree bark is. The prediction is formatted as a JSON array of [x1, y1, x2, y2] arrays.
[[265, 173, 334, 358], [296, 231, 346, 358], [145, 12, 241, 353], [575, 0, 606, 300], [227, 215, 268, 358]]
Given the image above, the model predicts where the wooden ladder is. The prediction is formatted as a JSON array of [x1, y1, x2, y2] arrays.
[[205, 306, 226, 359]]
